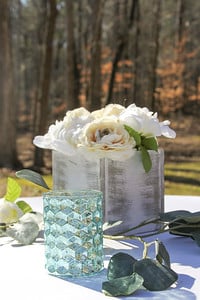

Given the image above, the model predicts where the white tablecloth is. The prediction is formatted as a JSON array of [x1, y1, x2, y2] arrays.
[[0, 195, 200, 300]]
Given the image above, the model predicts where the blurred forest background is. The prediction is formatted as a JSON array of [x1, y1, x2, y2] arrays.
[[0, 0, 199, 195]]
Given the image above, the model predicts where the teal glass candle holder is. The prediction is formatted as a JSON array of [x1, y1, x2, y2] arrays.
[[43, 190, 104, 277]]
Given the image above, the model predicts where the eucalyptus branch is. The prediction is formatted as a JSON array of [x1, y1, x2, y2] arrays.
[[109, 217, 161, 236], [104, 222, 200, 241], [142, 241, 156, 259], [104, 233, 157, 259]]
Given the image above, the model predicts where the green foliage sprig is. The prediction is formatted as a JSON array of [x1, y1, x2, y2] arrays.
[[4, 177, 32, 214], [102, 239, 178, 296], [0, 177, 40, 243], [16, 169, 50, 190], [104, 210, 200, 247], [124, 125, 158, 172], [103, 210, 200, 296], [13, 169, 200, 295]]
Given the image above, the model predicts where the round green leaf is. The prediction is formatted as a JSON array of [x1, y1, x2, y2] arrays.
[[107, 252, 137, 280], [159, 210, 191, 222], [169, 220, 200, 236], [156, 240, 171, 268], [133, 258, 178, 291], [102, 273, 144, 297], [191, 232, 200, 247]]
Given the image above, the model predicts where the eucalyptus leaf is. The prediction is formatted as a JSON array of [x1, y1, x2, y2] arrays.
[[160, 210, 200, 238], [102, 273, 144, 297], [16, 169, 50, 190], [140, 146, 152, 173], [4, 178, 22, 202], [191, 232, 200, 247], [16, 200, 33, 214], [179, 213, 200, 224], [141, 136, 158, 151], [133, 258, 178, 291], [124, 125, 141, 146], [169, 219, 200, 237], [159, 210, 191, 222], [107, 252, 137, 280], [155, 240, 171, 268]]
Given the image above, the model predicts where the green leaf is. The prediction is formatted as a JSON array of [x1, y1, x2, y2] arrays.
[[140, 146, 152, 172], [16, 200, 33, 214], [124, 125, 141, 146], [4, 178, 22, 202], [141, 136, 158, 151], [191, 232, 200, 247], [133, 258, 178, 291], [179, 212, 200, 223], [16, 169, 50, 190], [169, 220, 200, 237], [102, 273, 144, 297], [160, 211, 200, 237], [159, 210, 191, 222], [107, 252, 137, 280], [155, 240, 171, 268]]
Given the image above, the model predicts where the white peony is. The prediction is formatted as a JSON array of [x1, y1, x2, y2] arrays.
[[0, 198, 23, 224], [33, 107, 93, 156], [91, 104, 125, 119], [63, 107, 92, 128], [33, 120, 65, 150], [33, 104, 176, 166], [120, 103, 176, 138], [78, 116, 136, 161], [159, 120, 176, 138]]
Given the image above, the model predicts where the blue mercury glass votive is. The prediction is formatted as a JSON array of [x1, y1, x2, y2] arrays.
[[43, 190, 104, 277]]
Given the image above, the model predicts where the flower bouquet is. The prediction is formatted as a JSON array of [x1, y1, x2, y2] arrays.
[[33, 103, 176, 234], [34, 103, 175, 171]]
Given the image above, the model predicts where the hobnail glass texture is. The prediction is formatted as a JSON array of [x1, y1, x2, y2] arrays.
[[43, 190, 104, 277]]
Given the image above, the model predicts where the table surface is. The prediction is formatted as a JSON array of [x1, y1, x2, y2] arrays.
[[0, 195, 200, 300]]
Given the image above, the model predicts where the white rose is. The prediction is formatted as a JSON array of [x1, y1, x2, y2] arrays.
[[78, 116, 136, 161], [0, 198, 23, 224], [91, 104, 125, 118]]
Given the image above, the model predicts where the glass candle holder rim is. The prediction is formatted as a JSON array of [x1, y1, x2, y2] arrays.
[[43, 189, 103, 198]]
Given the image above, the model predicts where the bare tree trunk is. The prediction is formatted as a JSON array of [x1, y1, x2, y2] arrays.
[[32, 1, 47, 134], [175, 0, 187, 110], [148, 0, 161, 111], [134, 0, 161, 109], [106, 0, 136, 105], [87, 0, 105, 111], [65, 0, 80, 110], [33, 0, 57, 169], [0, 0, 20, 168]]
